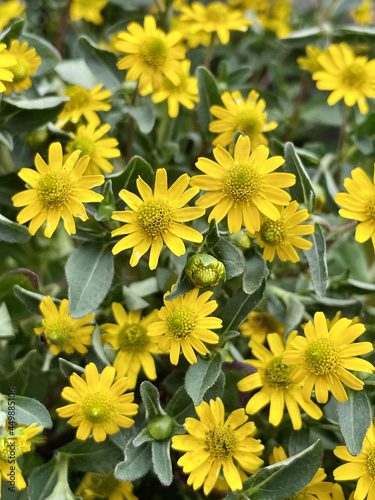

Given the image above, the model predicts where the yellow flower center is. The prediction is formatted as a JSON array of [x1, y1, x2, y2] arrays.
[[45, 320, 73, 348], [366, 199, 375, 223], [139, 37, 168, 69], [260, 219, 287, 246], [206, 3, 228, 23], [304, 338, 339, 375], [37, 172, 71, 208], [264, 356, 294, 389], [137, 199, 172, 236], [81, 392, 115, 424], [166, 306, 196, 339], [342, 63, 367, 88], [11, 60, 29, 83], [223, 164, 261, 202], [70, 136, 95, 157], [0, 437, 24, 462], [85, 472, 119, 496], [65, 86, 91, 111], [205, 425, 238, 458], [237, 110, 264, 137], [118, 323, 150, 353], [367, 447, 375, 478]]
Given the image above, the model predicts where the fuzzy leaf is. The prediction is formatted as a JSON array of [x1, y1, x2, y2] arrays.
[[196, 66, 222, 134], [152, 440, 173, 486], [185, 354, 222, 406], [60, 439, 123, 473], [0, 214, 31, 243], [115, 442, 152, 481], [284, 142, 315, 213], [303, 224, 328, 298], [0, 395, 53, 428]]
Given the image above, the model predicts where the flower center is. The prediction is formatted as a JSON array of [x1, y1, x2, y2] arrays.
[[367, 447, 375, 478], [260, 219, 287, 246], [166, 306, 196, 339], [205, 425, 238, 459], [118, 323, 150, 353], [264, 357, 294, 389], [81, 392, 114, 424], [65, 86, 91, 111], [37, 172, 71, 208], [85, 472, 119, 495], [139, 37, 168, 69], [207, 3, 228, 23], [223, 164, 261, 202], [137, 199, 172, 236], [70, 136, 95, 157], [366, 199, 375, 223], [342, 63, 367, 88], [304, 338, 339, 376], [237, 110, 264, 137], [0, 437, 24, 462], [11, 61, 29, 83], [44, 320, 73, 348]]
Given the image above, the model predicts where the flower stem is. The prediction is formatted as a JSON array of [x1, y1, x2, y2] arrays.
[[204, 34, 217, 69], [337, 104, 350, 165], [125, 84, 139, 162], [55, 0, 72, 55]]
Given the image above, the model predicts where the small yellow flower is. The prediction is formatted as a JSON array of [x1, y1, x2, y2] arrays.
[[56, 362, 138, 442], [240, 310, 284, 344], [297, 45, 324, 73], [3, 39, 41, 94], [350, 0, 374, 26], [0, 43, 16, 92], [34, 296, 94, 356], [76, 472, 138, 500], [100, 303, 161, 389], [58, 84, 111, 125], [172, 398, 264, 495], [257, 0, 292, 38], [282, 311, 374, 404], [0, 0, 25, 31], [12, 142, 104, 237], [70, 0, 108, 25], [147, 287, 222, 365]]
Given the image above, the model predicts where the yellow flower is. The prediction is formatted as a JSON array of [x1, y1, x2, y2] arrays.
[[3, 39, 41, 94], [0, 43, 16, 92], [58, 84, 111, 125], [282, 311, 374, 404], [147, 287, 222, 365], [350, 0, 374, 26], [335, 165, 375, 252], [191, 134, 295, 234], [240, 310, 284, 344], [116, 15, 186, 92], [313, 43, 375, 114], [334, 422, 375, 500], [76, 472, 138, 500], [257, 0, 292, 38], [66, 118, 120, 176], [12, 142, 104, 237], [238, 332, 323, 430], [0, 0, 25, 31], [249, 201, 314, 263], [209, 90, 278, 149], [70, 0, 108, 25], [297, 45, 325, 73], [111, 168, 205, 270], [100, 303, 160, 389], [172, 397, 264, 495], [56, 362, 138, 442], [34, 296, 94, 356]]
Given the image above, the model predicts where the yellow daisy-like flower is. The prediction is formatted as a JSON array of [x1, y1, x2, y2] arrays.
[[350, 0, 374, 26], [100, 303, 160, 389], [58, 84, 111, 126], [335, 165, 375, 252], [191, 134, 295, 234], [238, 332, 323, 430], [334, 422, 375, 500], [76, 472, 138, 500], [111, 168, 205, 270], [0, 43, 16, 92], [12, 142, 104, 237], [312, 42, 375, 114], [3, 39, 41, 94], [70, 0, 108, 25], [172, 398, 264, 495], [282, 311, 374, 404], [257, 0, 292, 38], [297, 45, 324, 73], [56, 362, 138, 442], [66, 118, 120, 176], [249, 201, 314, 263], [116, 15, 186, 91], [147, 287, 222, 365], [34, 296, 94, 356], [0, 0, 25, 31], [240, 310, 284, 344], [209, 90, 278, 149]]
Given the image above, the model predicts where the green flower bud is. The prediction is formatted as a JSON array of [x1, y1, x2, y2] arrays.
[[25, 127, 49, 150], [228, 230, 251, 250], [312, 183, 326, 212], [185, 254, 226, 288], [148, 415, 174, 441]]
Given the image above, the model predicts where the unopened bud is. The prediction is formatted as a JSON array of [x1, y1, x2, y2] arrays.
[[185, 254, 225, 288], [228, 230, 251, 250], [148, 415, 174, 440]]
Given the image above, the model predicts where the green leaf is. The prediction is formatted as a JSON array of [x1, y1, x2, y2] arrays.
[[66, 242, 114, 318], [0, 214, 31, 243], [20, 32, 61, 76], [212, 238, 245, 280], [55, 59, 97, 88], [123, 103, 156, 134], [110, 155, 154, 196], [91, 325, 110, 366], [97, 179, 116, 222], [204, 371, 225, 402], [283, 294, 304, 335], [13, 285, 49, 314], [185, 354, 222, 406], [122, 285, 149, 310], [0, 395, 53, 428], [284, 142, 315, 213], [152, 440, 173, 486], [203, 219, 220, 248], [3, 96, 67, 110], [140, 381, 165, 420], [28, 458, 59, 500], [303, 224, 328, 298], [243, 252, 268, 294], [0, 302, 13, 338], [337, 389, 372, 456], [196, 66, 222, 134], [59, 358, 85, 378], [133, 428, 153, 447], [281, 26, 325, 43], [60, 439, 123, 473], [165, 269, 194, 301], [300, 98, 342, 127], [115, 441, 152, 481], [0, 19, 24, 43], [165, 386, 195, 423]]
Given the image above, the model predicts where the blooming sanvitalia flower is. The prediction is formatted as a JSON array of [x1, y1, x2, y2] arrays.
[[238, 332, 323, 430], [0, 1, 25, 31], [312, 43, 375, 114], [297, 45, 324, 73], [111, 168, 205, 270], [116, 15, 186, 91], [3, 39, 41, 94], [147, 287, 222, 365], [249, 201, 314, 263], [350, 0, 374, 26], [34, 296, 95, 356], [172, 398, 264, 495], [58, 84, 111, 125], [12, 142, 104, 237], [240, 310, 284, 344], [209, 90, 278, 149], [282, 311, 374, 404], [70, 0, 108, 24], [0, 43, 16, 92], [335, 166, 375, 252], [100, 303, 161, 389], [191, 135, 295, 234], [76, 472, 138, 500], [56, 362, 138, 442]]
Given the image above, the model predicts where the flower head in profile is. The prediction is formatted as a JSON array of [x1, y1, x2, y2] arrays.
[[297, 45, 324, 73], [12, 142, 104, 237], [250, 201, 314, 263], [58, 84, 111, 125], [2, 39, 40, 94], [56, 362, 138, 442], [191, 135, 295, 234], [240, 310, 284, 344], [0, 43, 16, 92], [0, 1, 25, 31], [209, 90, 278, 149], [312, 42, 375, 114], [172, 398, 264, 495], [238, 332, 323, 430], [283, 311, 374, 404], [76, 472, 138, 500], [350, 0, 374, 26], [147, 287, 221, 365], [100, 303, 161, 389], [70, 0, 108, 24], [111, 168, 205, 270], [335, 165, 375, 252], [34, 296, 94, 356]]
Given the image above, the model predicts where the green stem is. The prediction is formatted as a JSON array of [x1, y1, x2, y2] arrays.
[[125, 84, 139, 162], [336, 104, 350, 167], [55, 0, 72, 55], [203, 34, 217, 69]]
